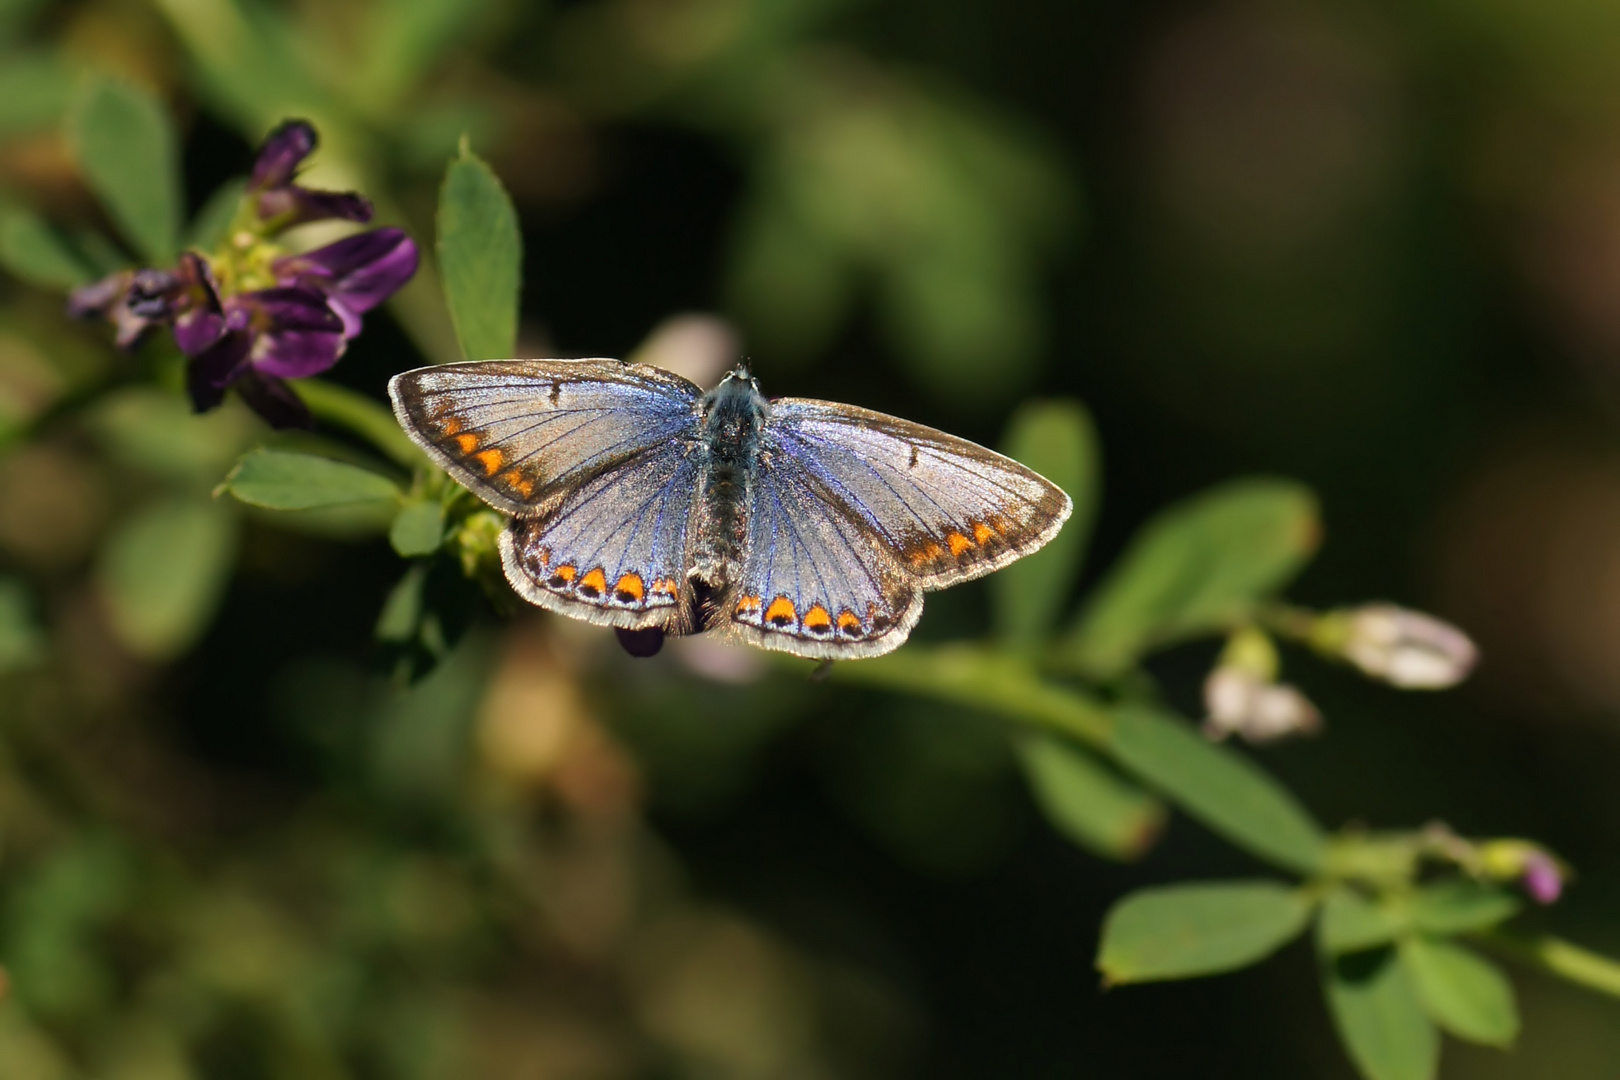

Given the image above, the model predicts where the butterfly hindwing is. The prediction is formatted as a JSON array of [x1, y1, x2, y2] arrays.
[[389, 359, 701, 516], [499, 437, 699, 631], [722, 450, 921, 659], [765, 399, 1072, 588]]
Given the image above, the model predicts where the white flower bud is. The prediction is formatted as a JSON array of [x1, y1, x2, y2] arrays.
[[1202, 666, 1322, 744], [1338, 604, 1478, 689]]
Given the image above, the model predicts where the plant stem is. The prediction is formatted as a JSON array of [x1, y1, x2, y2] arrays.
[[1478, 929, 1620, 999], [816, 644, 1114, 745]]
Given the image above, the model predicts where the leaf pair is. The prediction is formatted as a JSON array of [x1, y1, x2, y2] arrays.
[[1097, 877, 1522, 1080]]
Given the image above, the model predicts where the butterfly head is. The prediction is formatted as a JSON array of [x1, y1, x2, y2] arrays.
[[719, 364, 759, 393]]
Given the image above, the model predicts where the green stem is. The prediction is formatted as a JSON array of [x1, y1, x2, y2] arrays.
[[1478, 929, 1620, 999], [815, 644, 1114, 746], [294, 378, 426, 469]]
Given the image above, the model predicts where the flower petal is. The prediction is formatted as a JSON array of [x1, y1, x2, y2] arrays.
[[250, 119, 317, 191], [256, 187, 374, 228], [170, 253, 227, 356], [249, 329, 346, 380], [233, 287, 346, 333], [274, 227, 419, 326], [187, 331, 252, 412], [67, 271, 133, 320], [234, 369, 313, 429]]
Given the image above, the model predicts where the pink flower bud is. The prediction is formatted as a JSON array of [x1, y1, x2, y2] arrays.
[[1339, 604, 1478, 689]]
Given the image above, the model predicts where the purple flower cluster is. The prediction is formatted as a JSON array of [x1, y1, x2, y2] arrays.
[[69, 120, 418, 428]]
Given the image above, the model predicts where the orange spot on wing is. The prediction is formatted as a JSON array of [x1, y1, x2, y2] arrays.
[[972, 521, 995, 545], [837, 609, 862, 633], [651, 578, 679, 597], [548, 564, 577, 586], [765, 596, 797, 627], [909, 540, 945, 566], [947, 531, 973, 557], [455, 433, 479, 454], [735, 594, 762, 615], [441, 417, 464, 436], [577, 568, 608, 598], [475, 448, 504, 475], [613, 573, 645, 603], [500, 470, 535, 498], [803, 605, 832, 633]]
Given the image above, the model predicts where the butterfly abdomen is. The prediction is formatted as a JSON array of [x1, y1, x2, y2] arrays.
[[688, 375, 769, 615]]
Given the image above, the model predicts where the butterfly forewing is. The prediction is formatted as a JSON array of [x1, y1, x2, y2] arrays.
[[764, 400, 1073, 588], [389, 359, 701, 515]]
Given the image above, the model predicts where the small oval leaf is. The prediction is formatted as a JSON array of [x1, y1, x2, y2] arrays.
[[0, 208, 91, 289], [1098, 880, 1311, 984], [1017, 732, 1164, 861], [1109, 705, 1327, 874], [1320, 888, 1406, 955], [223, 448, 402, 510], [96, 498, 237, 659], [1065, 478, 1319, 675], [68, 78, 182, 263], [1408, 881, 1521, 936], [1400, 938, 1519, 1048], [438, 143, 521, 361], [1322, 946, 1440, 1080], [993, 399, 1099, 650], [389, 499, 446, 557]]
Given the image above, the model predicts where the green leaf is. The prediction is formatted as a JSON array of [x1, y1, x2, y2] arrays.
[[1064, 478, 1320, 675], [1320, 888, 1406, 955], [222, 448, 402, 510], [376, 563, 428, 643], [68, 78, 181, 263], [1408, 881, 1521, 936], [1323, 947, 1440, 1080], [0, 50, 76, 137], [1016, 732, 1163, 860], [1109, 705, 1327, 874], [1400, 937, 1519, 1048], [1098, 880, 1311, 984], [88, 388, 258, 487], [151, 0, 330, 135], [438, 143, 521, 361], [96, 498, 237, 659], [0, 207, 91, 289], [993, 399, 1098, 650], [0, 577, 45, 674], [185, 177, 246, 252], [390, 499, 445, 557], [352, 0, 494, 115]]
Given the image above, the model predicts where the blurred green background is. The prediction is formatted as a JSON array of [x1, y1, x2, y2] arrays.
[[2, 0, 1620, 1076]]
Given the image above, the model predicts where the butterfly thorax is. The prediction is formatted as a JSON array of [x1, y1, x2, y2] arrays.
[[688, 374, 769, 614]]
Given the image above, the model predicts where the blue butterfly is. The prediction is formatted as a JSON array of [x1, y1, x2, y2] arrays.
[[388, 360, 1072, 659]]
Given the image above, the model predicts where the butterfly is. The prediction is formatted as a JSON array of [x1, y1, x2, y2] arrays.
[[388, 360, 1072, 660]]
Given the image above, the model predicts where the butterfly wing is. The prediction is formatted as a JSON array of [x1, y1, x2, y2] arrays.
[[389, 359, 701, 516], [390, 359, 703, 630], [722, 448, 923, 659], [722, 399, 1072, 658]]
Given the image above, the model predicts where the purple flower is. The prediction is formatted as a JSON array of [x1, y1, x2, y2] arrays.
[[248, 120, 373, 229], [185, 283, 346, 428], [273, 227, 419, 337]]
